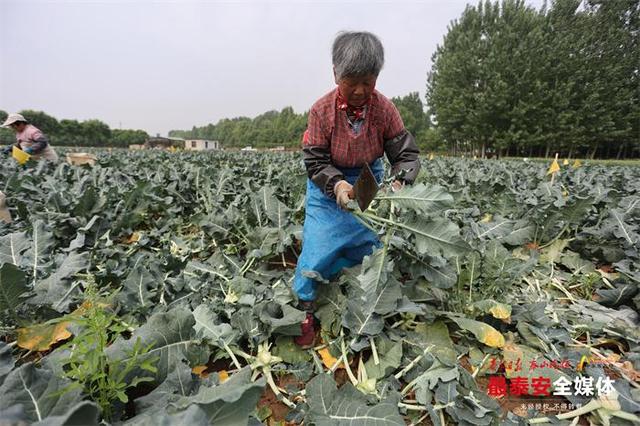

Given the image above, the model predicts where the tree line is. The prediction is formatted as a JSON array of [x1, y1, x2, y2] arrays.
[[0, 110, 148, 148], [427, 0, 638, 159]]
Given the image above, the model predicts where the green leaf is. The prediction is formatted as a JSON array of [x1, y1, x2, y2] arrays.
[[415, 321, 457, 365], [471, 299, 512, 319], [0, 363, 84, 423], [540, 239, 569, 263], [315, 284, 347, 336], [434, 380, 458, 405], [570, 300, 639, 330], [173, 367, 265, 426], [608, 209, 638, 246], [124, 405, 208, 426], [364, 337, 402, 380], [32, 401, 100, 426], [418, 321, 454, 348], [595, 283, 638, 307], [0, 263, 28, 316], [107, 308, 198, 385], [482, 241, 536, 289], [116, 260, 162, 310], [72, 187, 103, 218], [135, 362, 196, 414], [31, 252, 90, 312], [24, 220, 55, 284], [414, 359, 459, 392], [559, 250, 596, 274], [306, 374, 404, 425], [251, 186, 291, 227], [342, 250, 402, 337], [272, 336, 312, 363], [378, 184, 453, 215], [193, 304, 238, 346], [404, 218, 470, 258], [409, 255, 457, 289], [0, 231, 29, 266], [117, 391, 128, 403], [500, 220, 535, 246], [0, 342, 15, 386], [256, 302, 306, 336], [448, 316, 505, 348], [472, 217, 514, 240], [343, 299, 385, 337]]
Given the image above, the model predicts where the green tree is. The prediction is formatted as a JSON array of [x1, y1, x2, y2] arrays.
[[58, 119, 84, 146], [111, 129, 149, 148], [426, 0, 639, 159], [580, 0, 639, 158], [391, 92, 430, 150], [169, 107, 309, 149], [0, 110, 12, 144], [80, 120, 112, 146], [427, 0, 546, 157]]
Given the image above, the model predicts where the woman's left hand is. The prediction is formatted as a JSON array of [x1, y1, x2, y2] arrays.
[[391, 180, 404, 192]]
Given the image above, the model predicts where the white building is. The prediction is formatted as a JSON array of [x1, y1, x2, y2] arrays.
[[185, 139, 220, 151]]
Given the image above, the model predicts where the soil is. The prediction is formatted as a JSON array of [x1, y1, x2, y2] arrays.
[[257, 373, 305, 424]]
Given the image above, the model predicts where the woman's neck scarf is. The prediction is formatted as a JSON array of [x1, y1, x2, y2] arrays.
[[336, 90, 368, 121]]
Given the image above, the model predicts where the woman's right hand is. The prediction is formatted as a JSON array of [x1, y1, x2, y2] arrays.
[[334, 180, 354, 209]]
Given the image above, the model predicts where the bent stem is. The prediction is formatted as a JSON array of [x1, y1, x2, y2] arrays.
[[222, 341, 242, 370], [340, 330, 358, 386], [264, 367, 296, 409], [233, 345, 297, 409], [370, 337, 380, 366]]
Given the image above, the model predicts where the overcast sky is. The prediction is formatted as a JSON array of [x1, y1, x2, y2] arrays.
[[1, 0, 544, 136]]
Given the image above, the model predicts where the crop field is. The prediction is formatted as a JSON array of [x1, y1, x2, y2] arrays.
[[0, 151, 638, 425]]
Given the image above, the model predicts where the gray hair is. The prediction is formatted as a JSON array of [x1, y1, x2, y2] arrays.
[[332, 31, 384, 79]]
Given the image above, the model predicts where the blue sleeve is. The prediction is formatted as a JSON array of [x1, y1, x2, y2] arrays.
[[29, 135, 49, 154]]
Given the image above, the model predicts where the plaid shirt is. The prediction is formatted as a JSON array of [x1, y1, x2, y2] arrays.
[[303, 88, 405, 167], [302, 88, 420, 198]]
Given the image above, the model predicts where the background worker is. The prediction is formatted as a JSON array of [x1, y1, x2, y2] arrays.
[[2, 113, 59, 162]]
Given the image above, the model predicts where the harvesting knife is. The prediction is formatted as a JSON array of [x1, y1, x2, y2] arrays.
[[349, 162, 379, 211]]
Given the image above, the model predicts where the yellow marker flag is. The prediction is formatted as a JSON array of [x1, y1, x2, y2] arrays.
[[576, 355, 590, 372], [547, 158, 560, 175], [428, 153, 434, 161], [563, 159, 569, 166], [572, 159, 582, 168]]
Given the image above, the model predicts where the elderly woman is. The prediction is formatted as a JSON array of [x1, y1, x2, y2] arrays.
[[293, 31, 421, 346], [2, 113, 59, 162]]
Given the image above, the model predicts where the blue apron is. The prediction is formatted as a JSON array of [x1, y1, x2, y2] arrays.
[[293, 158, 384, 301]]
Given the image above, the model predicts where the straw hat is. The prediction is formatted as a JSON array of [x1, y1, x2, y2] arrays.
[[2, 113, 27, 127]]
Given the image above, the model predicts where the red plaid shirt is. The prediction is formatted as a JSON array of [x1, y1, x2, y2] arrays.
[[303, 88, 405, 168]]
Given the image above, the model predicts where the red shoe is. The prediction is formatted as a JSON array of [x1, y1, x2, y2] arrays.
[[294, 312, 316, 348]]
